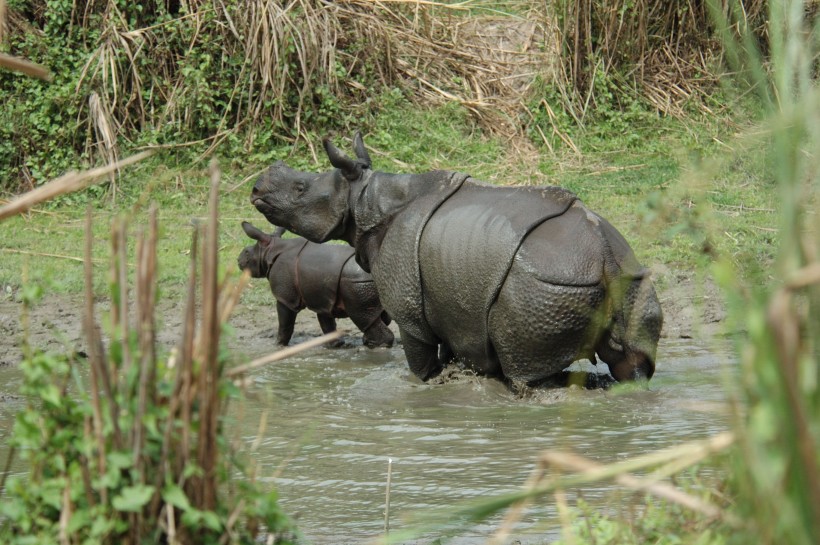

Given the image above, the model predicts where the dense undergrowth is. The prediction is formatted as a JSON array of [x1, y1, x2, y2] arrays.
[[1, 0, 765, 192]]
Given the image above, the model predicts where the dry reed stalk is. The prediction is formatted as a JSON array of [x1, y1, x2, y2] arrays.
[[225, 330, 344, 379], [82, 207, 110, 506], [133, 206, 159, 475], [542, 451, 736, 520], [179, 227, 198, 466], [0, 151, 152, 222], [0, 52, 51, 79], [151, 228, 200, 519], [554, 489, 576, 545], [765, 263, 820, 534], [0, 444, 16, 498], [0, 248, 103, 263], [116, 220, 132, 387], [88, 92, 120, 199], [193, 160, 223, 512], [384, 458, 393, 535]]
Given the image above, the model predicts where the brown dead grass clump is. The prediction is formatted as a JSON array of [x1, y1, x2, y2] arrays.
[[3, 0, 555, 162], [555, 0, 769, 120]]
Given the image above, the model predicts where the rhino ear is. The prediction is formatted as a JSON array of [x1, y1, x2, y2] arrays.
[[272, 226, 287, 238], [352, 131, 371, 169], [323, 136, 360, 181], [242, 221, 272, 244]]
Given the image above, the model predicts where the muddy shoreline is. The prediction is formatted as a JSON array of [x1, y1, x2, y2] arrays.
[[0, 264, 727, 371]]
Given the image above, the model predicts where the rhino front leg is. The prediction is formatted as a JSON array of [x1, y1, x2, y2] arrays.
[[317, 313, 345, 348], [348, 311, 394, 348], [275, 301, 297, 346], [399, 329, 442, 381]]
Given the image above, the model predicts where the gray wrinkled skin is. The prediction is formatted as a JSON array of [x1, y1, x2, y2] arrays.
[[251, 133, 662, 388], [237, 222, 393, 348]]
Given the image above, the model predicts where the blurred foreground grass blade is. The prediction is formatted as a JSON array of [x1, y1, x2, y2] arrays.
[[0, 52, 50, 80], [379, 432, 735, 544], [710, 1, 820, 544], [0, 151, 152, 222]]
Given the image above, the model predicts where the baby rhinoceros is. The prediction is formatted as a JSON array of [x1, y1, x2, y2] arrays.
[[237, 222, 394, 348]]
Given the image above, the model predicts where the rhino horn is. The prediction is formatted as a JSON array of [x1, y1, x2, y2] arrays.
[[242, 221, 272, 245], [352, 131, 372, 168], [323, 137, 360, 181]]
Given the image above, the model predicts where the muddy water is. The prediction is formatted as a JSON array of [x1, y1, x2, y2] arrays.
[[0, 338, 734, 544], [227, 338, 734, 544]]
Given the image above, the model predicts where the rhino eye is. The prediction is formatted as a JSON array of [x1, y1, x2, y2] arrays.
[[292, 182, 306, 197]]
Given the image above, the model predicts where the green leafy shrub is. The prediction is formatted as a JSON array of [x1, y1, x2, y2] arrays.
[[0, 171, 297, 544]]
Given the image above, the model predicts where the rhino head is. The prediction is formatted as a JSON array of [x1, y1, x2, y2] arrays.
[[237, 221, 286, 278], [251, 132, 372, 243]]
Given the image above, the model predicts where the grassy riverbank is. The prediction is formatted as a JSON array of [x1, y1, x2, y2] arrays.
[[0, 92, 776, 306]]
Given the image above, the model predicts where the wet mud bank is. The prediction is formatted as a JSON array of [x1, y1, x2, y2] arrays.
[[0, 266, 726, 370]]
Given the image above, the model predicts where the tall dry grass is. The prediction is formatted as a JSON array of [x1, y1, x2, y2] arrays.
[[3, 0, 774, 191], [553, 0, 767, 121], [69, 0, 555, 143]]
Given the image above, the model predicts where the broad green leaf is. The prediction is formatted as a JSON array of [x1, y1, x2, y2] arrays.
[[111, 484, 155, 512], [41, 383, 62, 407], [162, 484, 192, 511], [201, 510, 223, 531], [107, 451, 133, 470]]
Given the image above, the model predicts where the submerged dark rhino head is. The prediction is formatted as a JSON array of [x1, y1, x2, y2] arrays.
[[252, 132, 663, 388]]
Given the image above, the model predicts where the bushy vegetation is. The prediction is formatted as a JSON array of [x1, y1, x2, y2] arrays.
[[0, 169, 299, 544], [1, 0, 767, 193]]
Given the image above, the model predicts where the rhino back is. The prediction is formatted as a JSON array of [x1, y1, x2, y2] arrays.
[[515, 201, 644, 287], [415, 182, 578, 368]]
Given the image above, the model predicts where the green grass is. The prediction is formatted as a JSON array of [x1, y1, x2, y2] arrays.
[[0, 95, 777, 303]]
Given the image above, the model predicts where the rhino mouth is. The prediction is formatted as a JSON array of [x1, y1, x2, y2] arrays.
[[251, 196, 274, 215]]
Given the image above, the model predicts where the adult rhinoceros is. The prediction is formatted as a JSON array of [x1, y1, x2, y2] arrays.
[[251, 132, 663, 388]]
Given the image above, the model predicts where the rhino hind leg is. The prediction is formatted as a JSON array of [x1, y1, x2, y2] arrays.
[[275, 301, 298, 346], [488, 266, 607, 386]]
